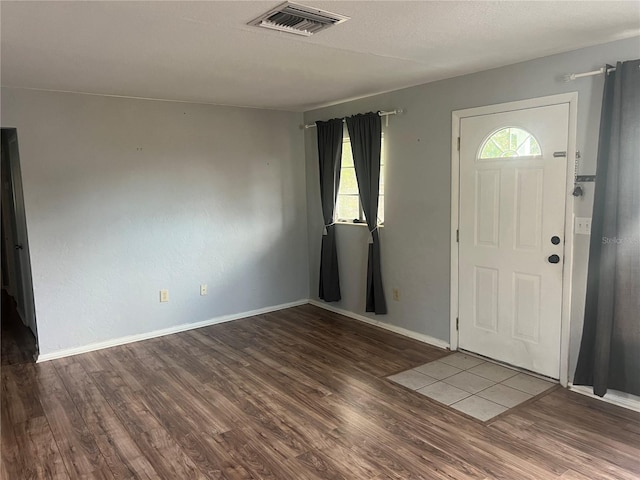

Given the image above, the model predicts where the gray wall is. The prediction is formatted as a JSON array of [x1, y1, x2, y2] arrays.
[[1, 88, 309, 356], [304, 37, 640, 378]]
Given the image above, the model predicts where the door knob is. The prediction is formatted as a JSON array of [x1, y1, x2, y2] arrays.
[[14, 244, 23, 250], [548, 254, 560, 264]]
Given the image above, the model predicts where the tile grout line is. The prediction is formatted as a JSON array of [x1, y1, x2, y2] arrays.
[[429, 355, 551, 396], [389, 353, 555, 419]]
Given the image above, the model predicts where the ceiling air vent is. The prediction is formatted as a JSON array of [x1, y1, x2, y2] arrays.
[[248, 2, 349, 37]]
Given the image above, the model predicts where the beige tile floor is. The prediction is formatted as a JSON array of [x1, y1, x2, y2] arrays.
[[387, 352, 556, 421]]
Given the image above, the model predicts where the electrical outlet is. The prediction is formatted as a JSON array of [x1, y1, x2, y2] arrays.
[[575, 217, 592, 235], [160, 289, 169, 302], [200, 284, 208, 296], [392, 288, 400, 301]]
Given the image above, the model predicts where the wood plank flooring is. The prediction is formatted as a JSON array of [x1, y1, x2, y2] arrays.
[[2, 304, 639, 479]]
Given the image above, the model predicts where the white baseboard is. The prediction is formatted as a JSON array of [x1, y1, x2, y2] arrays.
[[36, 299, 308, 363], [37, 298, 450, 363], [308, 299, 450, 350], [569, 384, 640, 413]]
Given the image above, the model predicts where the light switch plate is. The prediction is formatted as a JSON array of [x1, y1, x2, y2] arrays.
[[575, 217, 592, 235]]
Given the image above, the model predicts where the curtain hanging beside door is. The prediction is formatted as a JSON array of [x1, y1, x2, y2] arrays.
[[574, 60, 640, 397]]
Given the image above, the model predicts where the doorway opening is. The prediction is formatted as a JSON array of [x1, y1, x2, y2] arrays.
[[450, 94, 578, 387], [1, 127, 38, 365]]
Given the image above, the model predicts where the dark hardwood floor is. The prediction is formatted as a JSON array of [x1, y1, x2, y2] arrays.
[[2, 304, 639, 479]]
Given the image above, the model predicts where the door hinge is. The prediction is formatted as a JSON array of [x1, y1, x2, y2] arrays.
[[457, 137, 460, 151], [456, 229, 459, 242], [456, 317, 459, 330]]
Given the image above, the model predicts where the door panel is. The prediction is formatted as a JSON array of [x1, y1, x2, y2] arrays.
[[4, 130, 37, 338], [475, 170, 500, 246], [512, 272, 541, 342], [514, 168, 543, 251], [474, 266, 498, 331], [458, 104, 569, 378]]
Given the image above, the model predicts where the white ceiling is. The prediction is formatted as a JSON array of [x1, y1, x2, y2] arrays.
[[1, 1, 639, 112]]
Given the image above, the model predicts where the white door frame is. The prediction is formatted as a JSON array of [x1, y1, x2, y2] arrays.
[[450, 93, 578, 387]]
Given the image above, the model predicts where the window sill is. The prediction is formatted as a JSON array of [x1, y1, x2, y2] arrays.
[[335, 221, 384, 228]]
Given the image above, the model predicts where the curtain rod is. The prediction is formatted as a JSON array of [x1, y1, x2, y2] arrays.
[[563, 66, 616, 82], [302, 109, 404, 129]]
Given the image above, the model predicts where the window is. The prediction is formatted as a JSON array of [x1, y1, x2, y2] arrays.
[[335, 134, 385, 224], [479, 127, 541, 159]]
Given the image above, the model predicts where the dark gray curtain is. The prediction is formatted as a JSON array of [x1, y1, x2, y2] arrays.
[[346, 113, 387, 314], [574, 60, 640, 397], [317, 119, 343, 302]]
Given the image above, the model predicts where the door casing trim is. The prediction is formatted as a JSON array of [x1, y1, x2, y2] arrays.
[[450, 93, 578, 387]]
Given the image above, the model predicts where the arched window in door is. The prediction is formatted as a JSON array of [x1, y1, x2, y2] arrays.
[[479, 127, 541, 159]]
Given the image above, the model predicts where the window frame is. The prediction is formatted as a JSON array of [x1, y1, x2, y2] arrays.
[[335, 131, 385, 225]]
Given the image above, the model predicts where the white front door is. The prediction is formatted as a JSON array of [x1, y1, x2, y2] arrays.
[[458, 104, 569, 378]]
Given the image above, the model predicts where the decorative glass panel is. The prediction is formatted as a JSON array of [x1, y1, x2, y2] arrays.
[[479, 127, 541, 159]]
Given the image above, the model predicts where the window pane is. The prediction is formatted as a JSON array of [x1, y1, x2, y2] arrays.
[[379, 136, 385, 223], [511, 128, 532, 151], [342, 141, 354, 167], [337, 195, 361, 221], [517, 135, 541, 156], [338, 167, 359, 195], [493, 128, 511, 152], [482, 140, 503, 158], [337, 135, 385, 225]]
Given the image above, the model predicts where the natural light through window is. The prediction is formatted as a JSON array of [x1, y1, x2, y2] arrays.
[[479, 127, 541, 159], [336, 135, 384, 224]]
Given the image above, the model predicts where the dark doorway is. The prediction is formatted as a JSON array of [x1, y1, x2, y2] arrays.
[[1, 128, 38, 364]]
